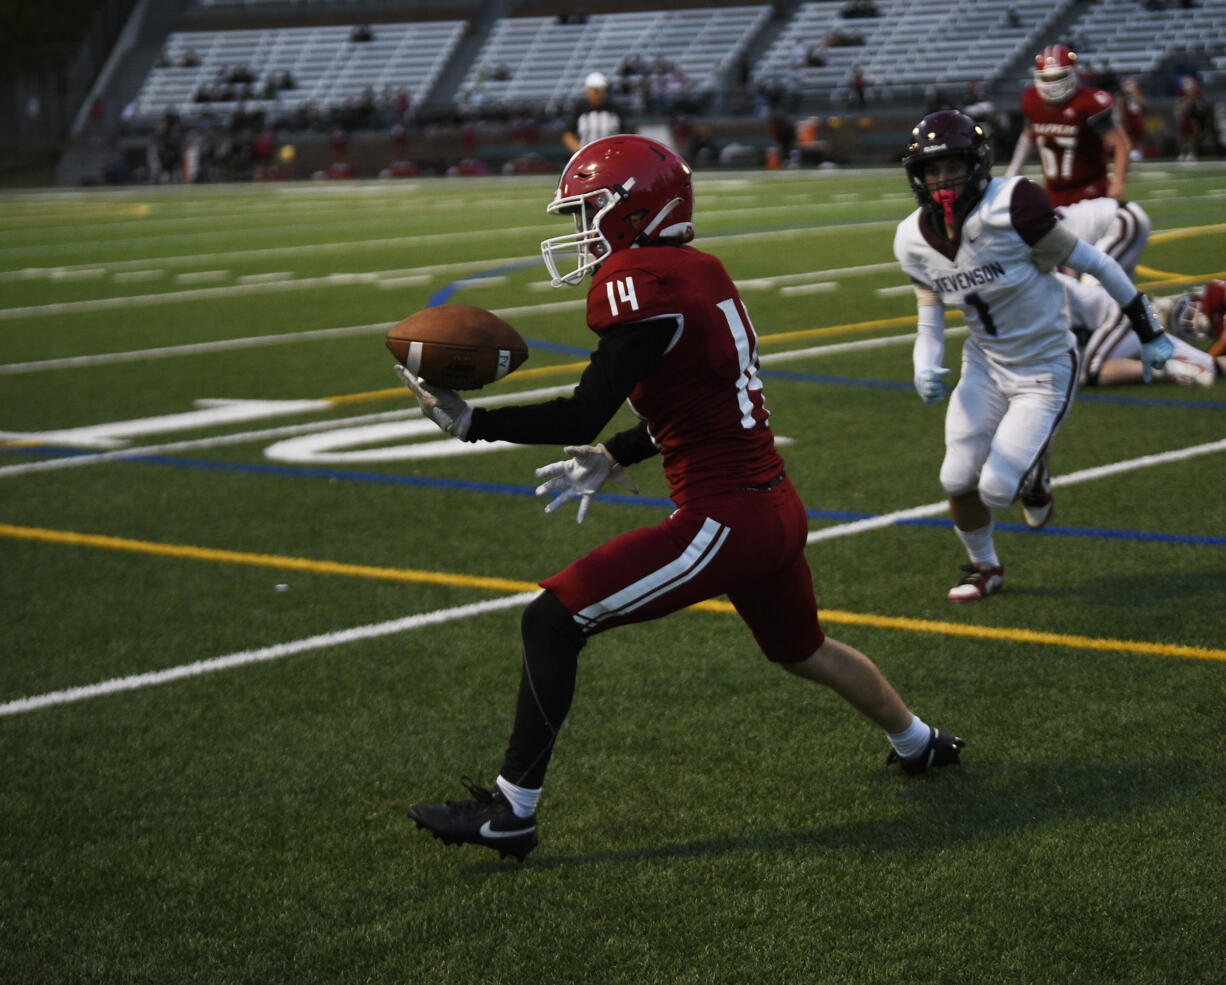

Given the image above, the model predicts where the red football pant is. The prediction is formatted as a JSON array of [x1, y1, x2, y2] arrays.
[[541, 478, 826, 663]]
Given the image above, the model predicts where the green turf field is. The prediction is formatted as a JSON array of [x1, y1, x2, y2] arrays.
[[2, 163, 1225, 984]]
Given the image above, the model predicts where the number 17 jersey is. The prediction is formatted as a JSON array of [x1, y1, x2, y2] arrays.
[[587, 245, 783, 505], [893, 176, 1077, 368]]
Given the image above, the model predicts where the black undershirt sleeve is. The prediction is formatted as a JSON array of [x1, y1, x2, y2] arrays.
[[466, 316, 676, 449], [603, 419, 659, 467]]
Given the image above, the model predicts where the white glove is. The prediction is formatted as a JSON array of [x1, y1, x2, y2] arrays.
[[394, 364, 473, 439], [914, 366, 950, 403], [534, 444, 639, 523], [1139, 332, 1174, 384]]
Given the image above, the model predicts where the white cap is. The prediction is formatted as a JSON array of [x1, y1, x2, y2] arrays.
[[584, 71, 609, 90]]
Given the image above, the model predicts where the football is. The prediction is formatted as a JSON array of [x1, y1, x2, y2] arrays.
[[385, 304, 529, 390]]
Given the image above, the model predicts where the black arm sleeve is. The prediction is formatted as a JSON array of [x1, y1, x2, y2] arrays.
[[603, 419, 659, 467], [466, 317, 677, 446]]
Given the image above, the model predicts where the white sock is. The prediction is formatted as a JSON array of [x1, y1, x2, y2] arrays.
[[495, 775, 540, 818], [955, 521, 999, 568], [887, 715, 932, 759]]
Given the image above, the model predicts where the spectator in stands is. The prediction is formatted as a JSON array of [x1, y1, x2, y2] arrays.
[[1175, 74, 1213, 160], [842, 0, 879, 16], [768, 106, 795, 165], [618, 54, 645, 99], [850, 66, 867, 107], [1095, 59, 1119, 96], [1006, 5, 1021, 28], [925, 86, 953, 113], [824, 27, 865, 47], [962, 81, 995, 131], [88, 98, 105, 139], [563, 72, 628, 153], [352, 24, 374, 43], [1119, 76, 1148, 159]]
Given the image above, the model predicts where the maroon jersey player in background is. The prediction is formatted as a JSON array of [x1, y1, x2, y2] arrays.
[[396, 135, 963, 861], [1004, 44, 1132, 206]]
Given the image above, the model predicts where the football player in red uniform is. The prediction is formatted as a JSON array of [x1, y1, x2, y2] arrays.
[[1004, 45, 1145, 275], [1005, 44, 1131, 205], [397, 135, 963, 861]]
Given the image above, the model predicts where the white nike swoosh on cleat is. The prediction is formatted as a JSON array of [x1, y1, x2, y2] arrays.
[[479, 820, 536, 839]]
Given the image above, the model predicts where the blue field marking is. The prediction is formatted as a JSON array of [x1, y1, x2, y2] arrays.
[[8, 445, 1224, 548], [427, 259, 541, 307]]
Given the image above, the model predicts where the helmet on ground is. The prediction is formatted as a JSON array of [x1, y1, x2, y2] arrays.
[[902, 110, 993, 232], [541, 134, 694, 287], [1034, 44, 1080, 105], [1162, 280, 1225, 343]]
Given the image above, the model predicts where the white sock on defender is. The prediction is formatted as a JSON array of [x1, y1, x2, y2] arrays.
[[496, 775, 540, 818], [888, 715, 932, 759], [955, 521, 999, 568]]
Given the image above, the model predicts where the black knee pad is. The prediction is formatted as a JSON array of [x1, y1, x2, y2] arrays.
[[521, 590, 586, 661]]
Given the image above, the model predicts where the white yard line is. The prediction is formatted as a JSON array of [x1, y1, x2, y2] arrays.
[[0, 215, 896, 286], [0, 592, 539, 717], [806, 437, 1226, 543], [0, 383, 575, 478], [0, 320, 399, 374], [7, 437, 1225, 715]]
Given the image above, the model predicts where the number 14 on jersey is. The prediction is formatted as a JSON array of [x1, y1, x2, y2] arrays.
[[606, 277, 640, 316]]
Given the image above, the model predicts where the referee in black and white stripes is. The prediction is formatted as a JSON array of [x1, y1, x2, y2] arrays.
[[563, 72, 629, 153]]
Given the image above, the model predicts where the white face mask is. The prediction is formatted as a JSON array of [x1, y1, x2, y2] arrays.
[[539, 186, 623, 288]]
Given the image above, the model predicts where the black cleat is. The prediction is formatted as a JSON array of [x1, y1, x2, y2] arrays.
[[887, 727, 965, 775], [408, 776, 538, 861]]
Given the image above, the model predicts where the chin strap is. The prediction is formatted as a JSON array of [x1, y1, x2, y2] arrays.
[[633, 196, 683, 247]]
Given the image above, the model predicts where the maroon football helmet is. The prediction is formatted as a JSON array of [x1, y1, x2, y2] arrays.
[[1034, 44, 1080, 105], [541, 135, 694, 287], [902, 110, 993, 232]]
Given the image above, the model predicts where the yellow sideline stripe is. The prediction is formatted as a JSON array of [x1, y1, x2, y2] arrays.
[[4, 521, 1223, 664], [1136, 265, 1226, 287], [1149, 222, 1226, 245], [690, 598, 1225, 662], [0, 523, 533, 595]]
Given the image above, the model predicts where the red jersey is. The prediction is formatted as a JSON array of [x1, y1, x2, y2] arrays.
[[1020, 83, 1117, 206], [587, 245, 783, 505]]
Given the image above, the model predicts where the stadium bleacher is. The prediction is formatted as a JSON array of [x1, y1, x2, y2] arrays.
[[454, 6, 771, 112], [1063, 0, 1226, 87], [126, 0, 1226, 128], [132, 19, 467, 123], [751, 0, 1081, 107]]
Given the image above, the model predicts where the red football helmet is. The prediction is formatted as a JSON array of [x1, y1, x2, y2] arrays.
[[1034, 44, 1080, 105], [1168, 279, 1226, 343], [541, 135, 694, 287]]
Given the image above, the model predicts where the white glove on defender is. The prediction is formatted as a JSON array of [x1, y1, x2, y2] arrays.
[[914, 366, 950, 403], [534, 444, 639, 523], [394, 364, 473, 439]]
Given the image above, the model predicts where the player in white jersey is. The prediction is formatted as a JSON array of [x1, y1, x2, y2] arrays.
[[893, 111, 1173, 602], [1055, 197, 1150, 280], [1062, 273, 1226, 388]]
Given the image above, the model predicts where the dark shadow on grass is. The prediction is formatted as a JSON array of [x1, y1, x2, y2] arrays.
[[449, 756, 1213, 874], [1004, 567, 1226, 605]]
